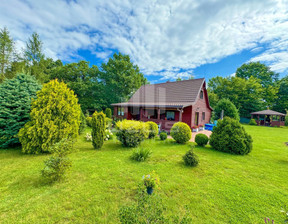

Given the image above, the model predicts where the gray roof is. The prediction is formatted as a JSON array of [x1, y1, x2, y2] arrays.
[[112, 78, 207, 108], [251, 109, 285, 116]]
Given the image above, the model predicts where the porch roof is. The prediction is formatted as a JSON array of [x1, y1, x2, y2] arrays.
[[251, 109, 285, 116], [111, 102, 193, 108]]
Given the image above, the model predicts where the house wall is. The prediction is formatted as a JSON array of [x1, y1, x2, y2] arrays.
[[182, 106, 192, 127], [191, 84, 212, 127]]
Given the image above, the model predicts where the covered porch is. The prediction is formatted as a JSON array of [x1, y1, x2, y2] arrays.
[[250, 110, 285, 127], [112, 103, 193, 131]]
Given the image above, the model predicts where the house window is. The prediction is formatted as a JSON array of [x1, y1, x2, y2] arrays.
[[202, 112, 205, 121], [200, 90, 204, 99], [118, 107, 124, 116], [166, 111, 175, 120]]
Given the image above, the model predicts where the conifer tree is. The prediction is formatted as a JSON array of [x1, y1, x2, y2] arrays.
[[0, 74, 41, 148], [91, 111, 106, 149], [19, 79, 81, 154]]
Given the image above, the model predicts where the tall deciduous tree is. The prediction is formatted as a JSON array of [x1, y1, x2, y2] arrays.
[[236, 62, 279, 107], [0, 27, 14, 81], [208, 76, 263, 117], [100, 52, 148, 107], [0, 74, 41, 148], [19, 79, 81, 154], [273, 76, 288, 113], [49, 60, 102, 111]]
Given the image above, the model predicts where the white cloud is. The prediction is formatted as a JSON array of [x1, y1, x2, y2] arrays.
[[0, 0, 288, 79]]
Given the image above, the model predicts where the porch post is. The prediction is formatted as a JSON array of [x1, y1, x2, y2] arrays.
[[179, 108, 183, 122], [157, 108, 160, 120], [140, 107, 143, 120], [257, 115, 260, 125]]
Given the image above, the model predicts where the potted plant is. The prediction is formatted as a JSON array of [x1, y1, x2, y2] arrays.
[[199, 124, 204, 131], [142, 171, 160, 195], [192, 125, 199, 132]]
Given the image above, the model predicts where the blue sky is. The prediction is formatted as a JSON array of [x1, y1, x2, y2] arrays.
[[1, 0, 288, 83]]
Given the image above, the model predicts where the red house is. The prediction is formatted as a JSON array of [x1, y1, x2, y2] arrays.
[[112, 78, 213, 131]]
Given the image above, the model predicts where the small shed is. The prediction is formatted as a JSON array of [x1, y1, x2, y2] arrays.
[[250, 109, 286, 127]]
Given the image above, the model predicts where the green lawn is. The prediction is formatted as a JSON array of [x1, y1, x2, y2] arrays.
[[1, 125, 288, 223]]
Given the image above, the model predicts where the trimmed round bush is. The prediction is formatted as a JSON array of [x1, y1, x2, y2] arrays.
[[195, 134, 209, 146], [115, 120, 149, 147], [159, 132, 167, 140], [183, 149, 199, 167], [0, 74, 41, 148], [170, 122, 191, 144], [209, 117, 253, 155], [146, 121, 158, 139], [213, 98, 240, 121], [249, 118, 257, 126], [19, 79, 81, 154], [91, 111, 106, 149]]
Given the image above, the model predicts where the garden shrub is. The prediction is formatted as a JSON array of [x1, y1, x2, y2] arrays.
[[41, 139, 74, 182], [105, 129, 113, 140], [285, 115, 288, 126], [86, 117, 92, 127], [105, 108, 112, 118], [115, 120, 149, 147], [105, 117, 113, 129], [195, 133, 209, 146], [213, 98, 240, 121], [146, 121, 158, 139], [249, 118, 257, 126], [183, 148, 199, 167], [209, 117, 253, 155], [19, 79, 81, 154], [0, 74, 41, 148], [79, 110, 87, 134], [91, 111, 106, 149], [131, 147, 152, 162], [170, 122, 191, 144], [159, 132, 167, 141], [118, 186, 192, 223]]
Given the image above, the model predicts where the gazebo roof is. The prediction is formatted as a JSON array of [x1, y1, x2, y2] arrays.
[[250, 109, 286, 116]]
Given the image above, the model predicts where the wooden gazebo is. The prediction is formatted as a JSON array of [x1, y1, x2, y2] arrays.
[[250, 109, 285, 127]]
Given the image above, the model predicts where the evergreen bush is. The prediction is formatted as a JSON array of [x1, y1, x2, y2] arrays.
[[146, 121, 158, 139], [115, 120, 149, 147], [19, 79, 81, 154], [249, 118, 257, 126], [86, 117, 92, 127], [91, 111, 106, 149], [79, 110, 87, 134], [170, 122, 192, 144], [209, 117, 253, 155], [195, 134, 209, 146], [0, 74, 41, 148], [183, 149, 199, 167], [41, 139, 73, 182], [213, 99, 240, 121], [159, 132, 167, 141], [105, 108, 112, 118]]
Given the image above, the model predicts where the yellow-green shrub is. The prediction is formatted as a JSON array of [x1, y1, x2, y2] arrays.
[[115, 120, 148, 147], [146, 121, 159, 139], [170, 122, 191, 144], [19, 79, 81, 154]]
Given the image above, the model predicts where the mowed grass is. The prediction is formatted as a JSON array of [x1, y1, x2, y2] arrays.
[[0, 125, 288, 223]]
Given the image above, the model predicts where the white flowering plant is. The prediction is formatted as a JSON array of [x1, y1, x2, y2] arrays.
[[85, 133, 92, 141], [105, 129, 113, 141]]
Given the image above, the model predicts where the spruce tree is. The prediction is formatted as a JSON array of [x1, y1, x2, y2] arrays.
[[0, 74, 41, 148], [91, 111, 106, 149], [19, 79, 81, 154]]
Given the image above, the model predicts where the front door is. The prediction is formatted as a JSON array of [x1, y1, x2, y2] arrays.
[[195, 112, 199, 126]]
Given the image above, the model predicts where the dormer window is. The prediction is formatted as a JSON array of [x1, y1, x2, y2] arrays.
[[200, 90, 204, 99]]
